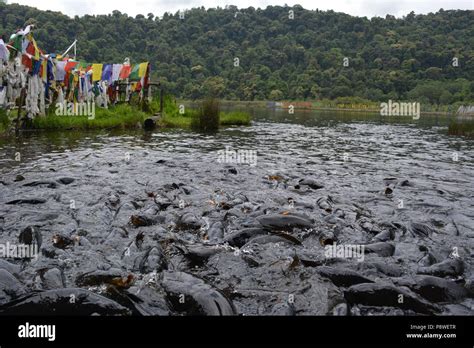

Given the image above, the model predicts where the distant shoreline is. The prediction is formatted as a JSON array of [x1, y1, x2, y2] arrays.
[[179, 100, 474, 117]]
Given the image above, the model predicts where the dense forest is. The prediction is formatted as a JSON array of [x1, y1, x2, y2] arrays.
[[1, 2, 473, 104]]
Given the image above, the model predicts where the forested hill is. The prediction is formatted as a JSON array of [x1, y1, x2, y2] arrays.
[[1, 2, 473, 103]]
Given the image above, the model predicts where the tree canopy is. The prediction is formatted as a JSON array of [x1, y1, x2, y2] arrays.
[[0, 3, 473, 103]]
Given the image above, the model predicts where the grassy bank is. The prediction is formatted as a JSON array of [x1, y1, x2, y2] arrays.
[[31, 104, 148, 130], [448, 121, 474, 137], [157, 97, 252, 129], [182, 97, 472, 115], [0, 109, 10, 136], [160, 110, 251, 128], [0, 96, 251, 133], [220, 111, 251, 126]]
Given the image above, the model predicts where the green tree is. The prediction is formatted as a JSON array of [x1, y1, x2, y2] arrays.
[[202, 76, 226, 98], [269, 89, 284, 101]]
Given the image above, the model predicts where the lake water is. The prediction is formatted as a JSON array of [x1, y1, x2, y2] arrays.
[[0, 109, 473, 315]]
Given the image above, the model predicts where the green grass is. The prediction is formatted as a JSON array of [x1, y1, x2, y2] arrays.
[[2, 96, 251, 132], [191, 98, 220, 132], [0, 109, 10, 135], [220, 111, 251, 126], [31, 104, 148, 130], [159, 96, 251, 129], [448, 121, 474, 137], [160, 114, 192, 128]]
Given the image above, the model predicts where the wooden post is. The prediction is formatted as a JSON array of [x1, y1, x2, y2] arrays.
[[160, 88, 164, 113], [16, 87, 27, 134]]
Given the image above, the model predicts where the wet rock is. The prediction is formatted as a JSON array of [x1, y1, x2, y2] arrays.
[[130, 214, 165, 228], [344, 283, 439, 314], [0, 269, 25, 305], [52, 234, 74, 249], [228, 168, 238, 175], [0, 288, 132, 315], [298, 178, 324, 190], [19, 226, 42, 248], [316, 266, 374, 287], [417, 258, 464, 277], [6, 198, 46, 205], [57, 177, 75, 185], [223, 228, 268, 247], [364, 242, 395, 257], [257, 213, 313, 231], [393, 276, 468, 303], [161, 271, 236, 315]]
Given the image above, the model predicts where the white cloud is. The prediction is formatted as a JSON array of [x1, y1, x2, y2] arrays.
[[9, 0, 474, 18]]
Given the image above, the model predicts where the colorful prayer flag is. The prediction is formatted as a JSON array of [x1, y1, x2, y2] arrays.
[[92, 63, 103, 82], [129, 64, 140, 81], [119, 65, 131, 79]]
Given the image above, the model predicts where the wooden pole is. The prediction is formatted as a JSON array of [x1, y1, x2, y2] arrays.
[[160, 88, 164, 113], [16, 87, 27, 134]]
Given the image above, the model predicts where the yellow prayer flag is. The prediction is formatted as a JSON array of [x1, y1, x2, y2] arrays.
[[138, 62, 148, 78], [41, 60, 47, 82], [27, 34, 40, 60], [92, 64, 103, 82]]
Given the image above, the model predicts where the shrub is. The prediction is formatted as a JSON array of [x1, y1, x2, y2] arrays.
[[192, 98, 220, 132]]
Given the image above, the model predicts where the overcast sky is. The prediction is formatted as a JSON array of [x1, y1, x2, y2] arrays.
[[9, 0, 473, 18]]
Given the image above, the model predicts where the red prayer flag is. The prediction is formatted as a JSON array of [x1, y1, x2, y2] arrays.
[[65, 61, 79, 72], [22, 54, 32, 70], [119, 65, 131, 79]]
